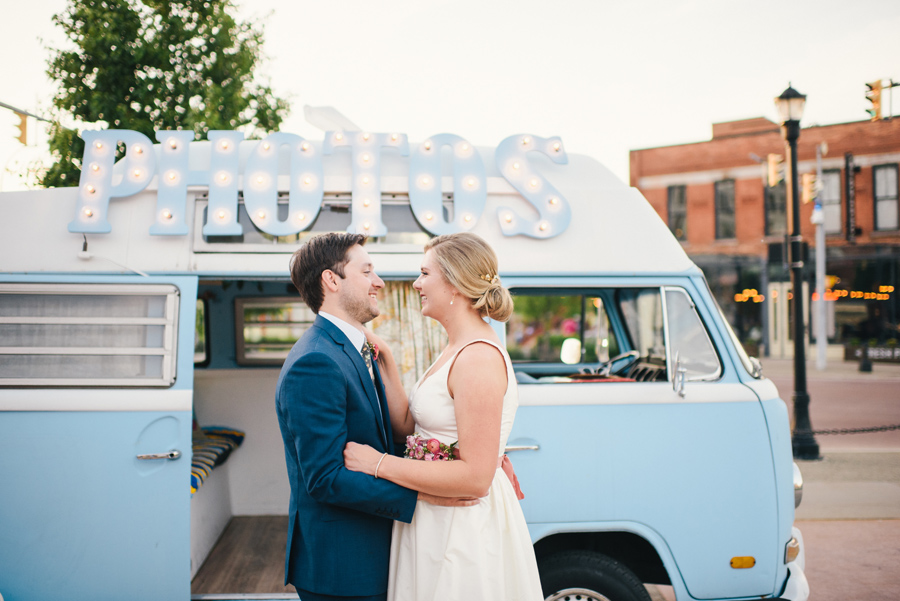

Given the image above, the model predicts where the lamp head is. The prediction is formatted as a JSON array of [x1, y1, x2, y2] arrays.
[[775, 84, 806, 123]]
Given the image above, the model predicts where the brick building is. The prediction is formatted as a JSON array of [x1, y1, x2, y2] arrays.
[[630, 117, 900, 357]]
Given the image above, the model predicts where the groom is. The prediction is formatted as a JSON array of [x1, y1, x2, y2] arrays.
[[277, 233, 449, 601]]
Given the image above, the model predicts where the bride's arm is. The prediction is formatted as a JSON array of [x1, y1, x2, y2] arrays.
[[365, 329, 415, 438], [344, 342, 504, 498]]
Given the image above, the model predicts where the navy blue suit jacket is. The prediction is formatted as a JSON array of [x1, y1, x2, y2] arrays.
[[275, 315, 418, 596]]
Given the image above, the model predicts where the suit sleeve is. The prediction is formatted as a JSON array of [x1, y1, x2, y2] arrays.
[[279, 349, 418, 523]]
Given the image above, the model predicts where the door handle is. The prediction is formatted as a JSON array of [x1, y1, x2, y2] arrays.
[[504, 444, 540, 452], [137, 450, 182, 460]]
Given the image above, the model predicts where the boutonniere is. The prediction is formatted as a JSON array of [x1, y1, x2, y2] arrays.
[[365, 341, 379, 360]]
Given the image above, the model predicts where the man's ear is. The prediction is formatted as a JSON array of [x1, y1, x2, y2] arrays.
[[322, 269, 340, 293]]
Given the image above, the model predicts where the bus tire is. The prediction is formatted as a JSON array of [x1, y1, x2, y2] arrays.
[[539, 550, 652, 601]]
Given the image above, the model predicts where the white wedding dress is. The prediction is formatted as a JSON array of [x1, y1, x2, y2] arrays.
[[387, 339, 544, 601]]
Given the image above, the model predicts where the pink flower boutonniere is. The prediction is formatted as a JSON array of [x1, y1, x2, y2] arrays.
[[365, 341, 379, 361]]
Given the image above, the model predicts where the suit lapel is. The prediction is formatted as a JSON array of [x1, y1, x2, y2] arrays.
[[315, 316, 388, 448]]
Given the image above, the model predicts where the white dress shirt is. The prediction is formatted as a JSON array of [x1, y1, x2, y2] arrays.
[[319, 311, 367, 355]]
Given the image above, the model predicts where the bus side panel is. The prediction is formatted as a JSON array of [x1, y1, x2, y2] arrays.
[[0, 410, 191, 601], [511, 385, 778, 600]]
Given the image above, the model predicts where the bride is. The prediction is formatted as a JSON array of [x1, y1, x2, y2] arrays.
[[343, 232, 543, 601]]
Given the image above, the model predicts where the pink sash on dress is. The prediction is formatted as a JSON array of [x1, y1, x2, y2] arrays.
[[498, 454, 525, 500]]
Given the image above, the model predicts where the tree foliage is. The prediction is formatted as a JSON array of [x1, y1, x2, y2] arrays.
[[40, 0, 289, 187]]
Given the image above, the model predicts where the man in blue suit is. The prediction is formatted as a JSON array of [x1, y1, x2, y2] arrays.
[[276, 233, 455, 601]]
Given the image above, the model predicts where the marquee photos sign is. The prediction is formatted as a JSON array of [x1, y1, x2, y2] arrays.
[[68, 130, 571, 239]]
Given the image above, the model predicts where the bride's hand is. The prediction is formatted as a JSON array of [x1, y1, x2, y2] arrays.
[[343, 441, 383, 475]]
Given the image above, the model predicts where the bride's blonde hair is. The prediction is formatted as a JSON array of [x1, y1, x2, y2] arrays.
[[424, 232, 514, 322]]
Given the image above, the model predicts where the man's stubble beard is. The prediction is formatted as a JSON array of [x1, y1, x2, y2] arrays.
[[339, 287, 379, 325]]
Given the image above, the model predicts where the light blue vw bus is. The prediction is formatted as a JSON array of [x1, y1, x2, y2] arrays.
[[0, 128, 807, 601]]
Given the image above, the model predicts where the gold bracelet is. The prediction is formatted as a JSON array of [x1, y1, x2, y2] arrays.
[[374, 453, 387, 479]]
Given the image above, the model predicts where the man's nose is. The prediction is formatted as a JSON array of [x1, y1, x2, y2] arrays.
[[372, 273, 385, 289]]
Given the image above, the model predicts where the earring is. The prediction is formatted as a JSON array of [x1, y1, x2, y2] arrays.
[[450, 294, 455, 306]]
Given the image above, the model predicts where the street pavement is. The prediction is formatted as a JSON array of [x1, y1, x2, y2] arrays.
[[647, 357, 900, 601]]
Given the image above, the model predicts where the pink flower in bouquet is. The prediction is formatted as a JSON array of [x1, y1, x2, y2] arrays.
[[426, 438, 442, 455]]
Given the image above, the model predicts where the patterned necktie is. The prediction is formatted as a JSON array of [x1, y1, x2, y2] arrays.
[[360, 342, 375, 382], [360, 342, 386, 440]]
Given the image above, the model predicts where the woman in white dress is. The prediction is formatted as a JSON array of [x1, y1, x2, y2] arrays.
[[343, 232, 543, 601]]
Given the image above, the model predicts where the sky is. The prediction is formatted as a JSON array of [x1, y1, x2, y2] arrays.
[[1, 0, 899, 191]]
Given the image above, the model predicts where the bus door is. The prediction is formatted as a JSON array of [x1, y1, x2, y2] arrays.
[[0, 278, 197, 601]]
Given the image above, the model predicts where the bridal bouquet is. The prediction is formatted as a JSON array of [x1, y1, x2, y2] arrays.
[[404, 434, 460, 461]]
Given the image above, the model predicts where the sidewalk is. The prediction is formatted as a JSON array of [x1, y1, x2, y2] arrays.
[[759, 356, 900, 381]]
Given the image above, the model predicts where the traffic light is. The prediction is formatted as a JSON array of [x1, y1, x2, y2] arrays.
[[767, 153, 784, 187], [865, 80, 882, 121], [801, 173, 816, 204], [13, 111, 27, 145]]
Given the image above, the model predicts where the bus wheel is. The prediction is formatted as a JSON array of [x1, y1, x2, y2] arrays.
[[539, 550, 652, 601]]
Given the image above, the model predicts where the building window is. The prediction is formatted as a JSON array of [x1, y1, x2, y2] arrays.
[[667, 185, 687, 240], [765, 181, 786, 237], [821, 169, 842, 234], [874, 164, 899, 231], [715, 180, 735, 239]]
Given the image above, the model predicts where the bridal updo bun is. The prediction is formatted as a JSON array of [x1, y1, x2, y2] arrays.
[[424, 232, 514, 322]]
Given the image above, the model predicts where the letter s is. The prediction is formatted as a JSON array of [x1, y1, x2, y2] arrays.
[[495, 134, 569, 238]]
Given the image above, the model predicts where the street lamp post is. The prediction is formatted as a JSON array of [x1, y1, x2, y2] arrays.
[[775, 84, 820, 460]]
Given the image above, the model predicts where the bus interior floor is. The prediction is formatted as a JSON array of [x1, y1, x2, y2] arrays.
[[191, 515, 296, 595]]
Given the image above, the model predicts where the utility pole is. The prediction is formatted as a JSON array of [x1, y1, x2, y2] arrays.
[[811, 142, 828, 370]]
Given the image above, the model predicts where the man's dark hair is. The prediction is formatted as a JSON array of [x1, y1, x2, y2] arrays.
[[290, 233, 367, 313]]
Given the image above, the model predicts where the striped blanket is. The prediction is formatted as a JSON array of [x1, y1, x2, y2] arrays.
[[191, 427, 245, 494]]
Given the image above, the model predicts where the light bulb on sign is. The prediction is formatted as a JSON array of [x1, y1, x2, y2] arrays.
[[463, 214, 472, 222], [391, 133, 398, 141], [539, 221, 549, 231], [162, 210, 172, 220], [363, 222, 371, 230], [133, 169, 142, 178], [301, 142, 310, 152], [90, 163, 100, 172], [85, 185, 96, 194], [220, 140, 230, 151], [363, 133, 370, 141], [295, 212, 306, 221], [83, 208, 94, 217], [424, 212, 434, 221], [168, 139, 178, 149], [363, 198, 371, 207], [262, 142, 271, 151], [94, 141, 103, 150], [217, 210, 226, 220], [335, 132, 344, 141], [522, 137, 531, 146], [134, 145, 143, 154], [423, 141, 432, 151], [257, 210, 266, 220], [504, 213, 513, 223]]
